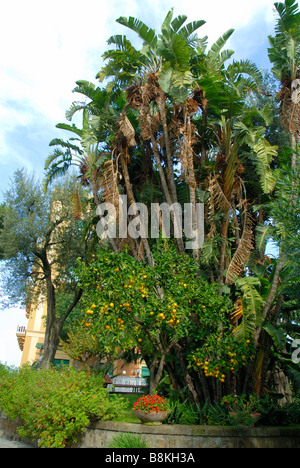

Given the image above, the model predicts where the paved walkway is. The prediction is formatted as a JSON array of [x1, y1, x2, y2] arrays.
[[0, 437, 33, 448]]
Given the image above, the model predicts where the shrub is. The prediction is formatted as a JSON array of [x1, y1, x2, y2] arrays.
[[108, 433, 150, 448], [0, 365, 126, 448], [165, 397, 196, 425]]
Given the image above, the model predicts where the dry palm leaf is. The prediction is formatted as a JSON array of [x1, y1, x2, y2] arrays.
[[140, 83, 162, 140], [177, 117, 197, 188], [71, 186, 83, 221], [207, 174, 232, 238], [99, 152, 120, 219], [231, 296, 243, 323], [208, 174, 232, 212], [117, 114, 136, 147], [127, 84, 143, 109], [278, 85, 300, 136], [225, 208, 254, 285]]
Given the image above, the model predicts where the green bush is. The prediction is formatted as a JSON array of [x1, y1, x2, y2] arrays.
[[0, 364, 126, 448], [108, 433, 150, 448]]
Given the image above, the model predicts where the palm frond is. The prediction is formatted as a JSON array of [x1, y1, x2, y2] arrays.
[[255, 224, 274, 253], [179, 20, 206, 40], [171, 15, 188, 34], [233, 277, 265, 340], [208, 29, 235, 57], [231, 296, 243, 322], [116, 16, 157, 48], [252, 138, 277, 193], [226, 209, 254, 285], [48, 138, 83, 153], [98, 152, 120, 216], [117, 114, 136, 147], [72, 80, 97, 99], [55, 122, 83, 138]]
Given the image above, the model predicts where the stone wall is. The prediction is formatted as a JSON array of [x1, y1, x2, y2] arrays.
[[1, 411, 299, 448], [76, 420, 300, 448]]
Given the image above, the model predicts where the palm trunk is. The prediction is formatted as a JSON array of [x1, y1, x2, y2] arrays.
[[120, 151, 155, 267], [157, 94, 178, 205], [185, 109, 200, 260], [150, 132, 185, 254], [291, 134, 299, 169], [218, 210, 230, 287]]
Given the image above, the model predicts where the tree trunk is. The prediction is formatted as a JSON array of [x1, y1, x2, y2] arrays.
[[40, 319, 63, 368], [120, 151, 155, 267], [174, 343, 199, 404], [39, 282, 82, 368], [218, 210, 230, 287], [147, 349, 166, 394], [149, 134, 185, 255], [149, 353, 166, 394], [291, 134, 298, 169], [157, 94, 178, 206]]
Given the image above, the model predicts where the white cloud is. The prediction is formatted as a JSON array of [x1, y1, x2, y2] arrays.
[[0, 0, 276, 130]]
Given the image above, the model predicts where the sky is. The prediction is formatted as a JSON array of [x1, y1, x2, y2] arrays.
[[0, 0, 280, 366]]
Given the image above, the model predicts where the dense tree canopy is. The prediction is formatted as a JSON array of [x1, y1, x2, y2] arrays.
[[47, 2, 300, 400], [2, 1, 299, 403]]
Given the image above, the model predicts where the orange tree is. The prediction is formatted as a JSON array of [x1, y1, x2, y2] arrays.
[[74, 243, 253, 402]]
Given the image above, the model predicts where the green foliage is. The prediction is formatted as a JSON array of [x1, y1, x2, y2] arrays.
[[221, 394, 263, 426], [189, 331, 254, 381], [108, 432, 150, 449], [233, 277, 265, 341], [268, 0, 300, 81], [165, 397, 196, 425], [74, 243, 235, 369], [0, 365, 126, 448], [221, 394, 262, 413], [259, 397, 300, 426]]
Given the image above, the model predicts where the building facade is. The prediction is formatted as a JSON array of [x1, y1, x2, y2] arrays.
[[16, 296, 69, 367]]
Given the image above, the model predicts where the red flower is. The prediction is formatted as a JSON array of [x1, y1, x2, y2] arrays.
[[132, 394, 169, 412]]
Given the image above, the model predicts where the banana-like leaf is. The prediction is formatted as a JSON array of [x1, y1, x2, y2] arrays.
[[255, 224, 274, 253], [208, 29, 235, 56], [158, 65, 192, 102], [226, 210, 254, 285], [233, 277, 265, 340], [179, 20, 206, 39], [116, 16, 157, 48], [56, 123, 83, 138], [263, 322, 287, 350], [253, 139, 277, 193]]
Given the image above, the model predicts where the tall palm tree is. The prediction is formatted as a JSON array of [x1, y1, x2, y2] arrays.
[[268, 0, 300, 166], [97, 10, 208, 258]]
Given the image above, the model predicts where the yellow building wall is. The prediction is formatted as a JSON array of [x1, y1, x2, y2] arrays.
[[20, 298, 47, 366]]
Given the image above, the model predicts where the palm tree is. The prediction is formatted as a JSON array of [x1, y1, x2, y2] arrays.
[[98, 10, 207, 257], [268, 0, 300, 166]]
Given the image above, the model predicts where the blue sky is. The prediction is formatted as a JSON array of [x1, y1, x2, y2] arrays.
[[0, 0, 279, 366]]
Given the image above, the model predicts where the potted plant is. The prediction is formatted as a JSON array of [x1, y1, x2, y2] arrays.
[[132, 394, 170, 425], [221, 394, 262, 427]]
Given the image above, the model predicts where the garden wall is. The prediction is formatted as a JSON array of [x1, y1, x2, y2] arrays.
[[76, 420, 300, 448], [1, 411, 299, 448]]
